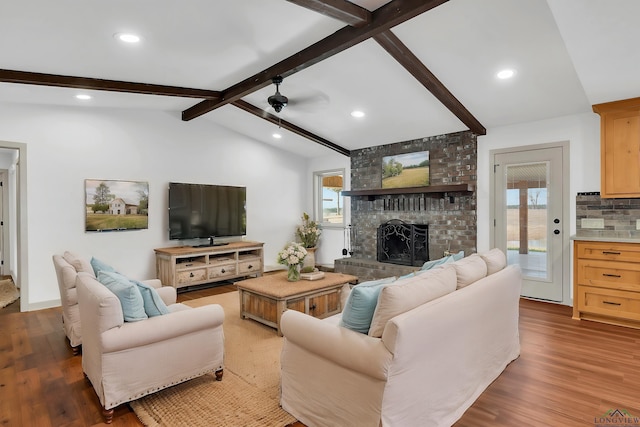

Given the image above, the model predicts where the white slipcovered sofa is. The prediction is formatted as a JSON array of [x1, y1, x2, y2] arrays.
[[280, 249, 521, 427], [76, 271, 225, 423], [52, 252, 174, 354]]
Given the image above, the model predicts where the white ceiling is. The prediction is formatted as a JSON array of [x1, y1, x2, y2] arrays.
[[1, 0, 638, 158]]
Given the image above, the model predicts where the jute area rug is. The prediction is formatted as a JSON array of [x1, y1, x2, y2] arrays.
[[0, 278, 19, 308], [129, 291, 297, 427]]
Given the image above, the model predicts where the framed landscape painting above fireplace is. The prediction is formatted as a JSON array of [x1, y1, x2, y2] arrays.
[[382, 151, 430, 189]]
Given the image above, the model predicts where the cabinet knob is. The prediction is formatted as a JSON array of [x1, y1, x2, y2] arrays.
[[221, 269, 226, 273], [247, 265, 253, 269], [310, 304, 317, 311], [190, 272, 194, 278]]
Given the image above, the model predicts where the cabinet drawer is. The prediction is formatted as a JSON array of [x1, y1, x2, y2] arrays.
[[576, 242, 640, 263], [209, 264, 236, 279], [577, 285, 640, 322], [238, 259, 261, 274], [577, 259, 640, 291], [177, 268, 207, 284]]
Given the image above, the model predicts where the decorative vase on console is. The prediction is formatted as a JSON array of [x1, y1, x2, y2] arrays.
[[297, 212, 321, 272], [277, 242, 307, 282]]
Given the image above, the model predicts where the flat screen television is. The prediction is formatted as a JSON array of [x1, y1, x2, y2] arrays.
[[168, 182, 246, 241]]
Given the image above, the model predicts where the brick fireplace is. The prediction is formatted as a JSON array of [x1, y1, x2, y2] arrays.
[[335, 131, 477, 281]]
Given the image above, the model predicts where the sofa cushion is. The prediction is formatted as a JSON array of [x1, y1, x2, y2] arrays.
[[97, 271, 148, 322], [131, 279, 171, 317], [63, 251, 95, 276], [480, 248, 507, 275], [340, 277, 396, 334], [91, 257, 117, 277], [368, 266, 457, 338], [451, 254, 487, 289]]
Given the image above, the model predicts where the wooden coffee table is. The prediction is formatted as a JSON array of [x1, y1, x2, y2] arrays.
[[235, 271, 358, 335]]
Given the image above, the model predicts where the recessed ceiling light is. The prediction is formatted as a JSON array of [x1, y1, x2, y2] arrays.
[[114, 32, 141, 43], [351, 110, 365, 118], [75, 94, 92, 100], [496, 69, 516, 80], [272, 133, 282, 139]]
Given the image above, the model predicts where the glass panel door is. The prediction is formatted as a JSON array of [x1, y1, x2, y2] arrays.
[[494, 146, 564, 302], [505, 162, 549, 279]]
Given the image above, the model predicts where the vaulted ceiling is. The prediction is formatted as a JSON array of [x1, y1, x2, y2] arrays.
[[1, 0, 639, 158]]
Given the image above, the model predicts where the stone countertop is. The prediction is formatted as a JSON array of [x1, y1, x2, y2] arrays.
[[571, 232, 640, 243]]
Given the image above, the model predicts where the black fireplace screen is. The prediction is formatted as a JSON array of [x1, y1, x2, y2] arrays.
[[377, 220, 429, 266]]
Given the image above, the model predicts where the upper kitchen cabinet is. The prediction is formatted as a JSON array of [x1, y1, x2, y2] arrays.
[[593, 97, 640, 198]]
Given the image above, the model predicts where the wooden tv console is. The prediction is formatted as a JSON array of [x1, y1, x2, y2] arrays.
[[154, 241, 264, 289]]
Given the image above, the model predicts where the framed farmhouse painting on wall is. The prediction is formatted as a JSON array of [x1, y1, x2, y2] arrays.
[[382, 151, 430, 189], [85, 179, 149, 232]]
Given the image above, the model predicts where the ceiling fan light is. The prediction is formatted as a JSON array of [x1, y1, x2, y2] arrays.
[[351, 110, 365, 118]]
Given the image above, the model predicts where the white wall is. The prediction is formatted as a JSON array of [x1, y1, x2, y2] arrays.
[[0, 103, 309, 310]]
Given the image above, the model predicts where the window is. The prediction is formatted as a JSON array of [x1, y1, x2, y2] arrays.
[[314, 169, 345, 228]]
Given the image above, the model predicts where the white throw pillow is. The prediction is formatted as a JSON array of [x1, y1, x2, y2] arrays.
[[368, 266, 457, 338], [451, 253, 487, 289], [480, 248, 507, 275]]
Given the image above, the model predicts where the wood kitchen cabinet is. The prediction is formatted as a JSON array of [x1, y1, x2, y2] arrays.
[[573, 240, 640, 329], [593, 97, 640, 198]]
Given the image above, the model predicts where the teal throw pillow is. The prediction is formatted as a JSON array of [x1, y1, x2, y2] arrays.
[[91, 257, 117, 277], [97, 271, 148, 322], [131, 279, 171, 317], [420, 255, 453, 271], [340, 277, 396, 334]]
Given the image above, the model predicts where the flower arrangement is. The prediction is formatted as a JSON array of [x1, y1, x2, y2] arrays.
[[277, 242, 308, 267], [296, 212, 321, 248], [277, 242, 308, 281]]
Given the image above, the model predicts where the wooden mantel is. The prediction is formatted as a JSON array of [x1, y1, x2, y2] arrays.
[[342, 183, 474, 200]]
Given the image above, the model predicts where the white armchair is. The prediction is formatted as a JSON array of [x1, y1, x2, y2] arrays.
[[52, 252, 174, 354], [76, 272, 225, 423]]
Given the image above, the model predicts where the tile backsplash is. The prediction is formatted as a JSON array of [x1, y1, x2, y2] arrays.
[[576, 192, 640, 238]]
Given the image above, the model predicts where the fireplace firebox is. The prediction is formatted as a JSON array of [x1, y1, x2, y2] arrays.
[[377, 220, 429, 266]]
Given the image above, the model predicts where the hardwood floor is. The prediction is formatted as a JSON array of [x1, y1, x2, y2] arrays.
[[1, 288, 639, 426]]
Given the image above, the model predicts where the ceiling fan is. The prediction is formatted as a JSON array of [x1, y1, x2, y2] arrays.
[[268, 76, 288, 113]]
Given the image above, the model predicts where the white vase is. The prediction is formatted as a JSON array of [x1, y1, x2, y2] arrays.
[[302, 247, 316, 271]]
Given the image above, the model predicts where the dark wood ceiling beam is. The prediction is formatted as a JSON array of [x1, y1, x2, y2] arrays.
[[232, 100, 350, 156], [0, 69, 221, 100], [372, 30, 486, 135], [285, 0, 371, 27], [183, 0, 449, 121]]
